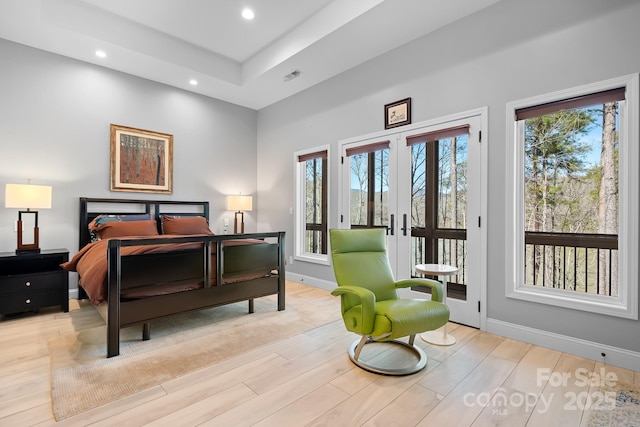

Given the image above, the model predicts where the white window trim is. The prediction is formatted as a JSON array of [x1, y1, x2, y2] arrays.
[[294, 145, 330, 265], [505, 74, 639, 319]]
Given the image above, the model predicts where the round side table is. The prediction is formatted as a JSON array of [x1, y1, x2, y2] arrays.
[[415, 263, 458, 346]]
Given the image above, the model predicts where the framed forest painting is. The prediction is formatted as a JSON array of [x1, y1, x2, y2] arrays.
[[110, 124, 173, 194]]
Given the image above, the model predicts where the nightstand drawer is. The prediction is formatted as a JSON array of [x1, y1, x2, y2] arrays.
[[0, 289, 62, 313], [1, 271, 64, 294]]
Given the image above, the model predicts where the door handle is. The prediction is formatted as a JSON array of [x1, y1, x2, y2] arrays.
[[401, 214, 408, 236], [388, 214, 395, 235]]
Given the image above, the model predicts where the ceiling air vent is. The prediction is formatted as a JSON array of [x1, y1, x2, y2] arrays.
[[284, 70, 302, 82]]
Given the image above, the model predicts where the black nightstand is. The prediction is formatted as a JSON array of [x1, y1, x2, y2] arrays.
[[0, 249, 69, 315]]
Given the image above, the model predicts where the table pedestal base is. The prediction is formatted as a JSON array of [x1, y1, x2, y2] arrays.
[[421, 326, 456, 346], [414, 264, 459, 347]]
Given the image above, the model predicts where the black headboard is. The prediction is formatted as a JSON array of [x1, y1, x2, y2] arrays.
[[78, 197, 210, 249]]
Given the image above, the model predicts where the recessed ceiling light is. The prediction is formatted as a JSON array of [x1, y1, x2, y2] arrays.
[[242, 8, 254, 20], [95, 50, 106, 58], [189, 79, 198, 86]]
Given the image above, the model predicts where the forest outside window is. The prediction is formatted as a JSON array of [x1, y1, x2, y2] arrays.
[[505, 75, 638, 319], [295, 147, 329, 264], [346, 140, 390, 230]]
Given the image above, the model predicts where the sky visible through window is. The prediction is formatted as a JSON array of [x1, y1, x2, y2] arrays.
[[580, 105, 618, 168]]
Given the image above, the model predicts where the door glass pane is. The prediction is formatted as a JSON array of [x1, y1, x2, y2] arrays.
[[350, 152, 368, 226], [411, 143, 426, 229], [373, 149, 389, 227], [410, 141, 429, 270], [411, 135, 468, 300], [438, 135, 468, 229], [349, 148, 389, 228]]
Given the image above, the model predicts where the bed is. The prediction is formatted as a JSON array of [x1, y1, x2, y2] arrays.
[[63, 197, 285, 357]]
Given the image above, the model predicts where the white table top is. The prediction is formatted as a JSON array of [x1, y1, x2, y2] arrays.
[[415, 263, 458, 276]]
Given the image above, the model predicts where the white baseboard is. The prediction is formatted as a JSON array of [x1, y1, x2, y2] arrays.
[[285, 272, 336, 292], [486, 318, 640, 372]]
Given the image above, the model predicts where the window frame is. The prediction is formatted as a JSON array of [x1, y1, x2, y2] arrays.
[[505, 74, 639, 319], [294, 145, 330, 265]]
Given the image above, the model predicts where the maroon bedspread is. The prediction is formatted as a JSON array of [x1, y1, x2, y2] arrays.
[[62, 236, 267, 306]]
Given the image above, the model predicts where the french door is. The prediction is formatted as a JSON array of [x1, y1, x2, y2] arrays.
[[339, 110, 486, 327]]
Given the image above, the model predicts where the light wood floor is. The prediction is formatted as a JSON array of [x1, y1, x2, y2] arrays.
[[1, 281, 638, 426]]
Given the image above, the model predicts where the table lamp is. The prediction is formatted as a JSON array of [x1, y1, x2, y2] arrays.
[[227, 194, 252, 234], [5, 183, 52, 254]]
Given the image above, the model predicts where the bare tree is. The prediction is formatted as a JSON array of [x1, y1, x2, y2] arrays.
[[450, 137, 458, 268], [598, 102, 618, 295], [350, 154, 368, 225], [525, 111, 592, 286]]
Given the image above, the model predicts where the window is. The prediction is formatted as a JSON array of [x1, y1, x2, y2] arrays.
[[295, 147, 329, 264], [506, 75, 638, 319]]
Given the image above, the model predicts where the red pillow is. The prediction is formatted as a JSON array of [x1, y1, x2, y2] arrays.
[[161, 215, 213, 235], [93, 220, 159, 239]]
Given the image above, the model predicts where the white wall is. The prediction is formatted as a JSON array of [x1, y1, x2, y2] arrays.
[[0, 39, 258, 292], [257, 0, 640, 355]]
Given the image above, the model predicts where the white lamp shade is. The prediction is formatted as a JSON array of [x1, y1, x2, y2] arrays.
[[5, 183, 52, 209], [227, 195, 252, 211]]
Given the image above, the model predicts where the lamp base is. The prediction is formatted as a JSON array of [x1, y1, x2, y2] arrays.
[[16, 217, 40, 255], [233, 211, 245, 234]]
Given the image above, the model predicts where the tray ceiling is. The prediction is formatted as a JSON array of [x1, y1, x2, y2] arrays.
[[0, 0, 501, 109]]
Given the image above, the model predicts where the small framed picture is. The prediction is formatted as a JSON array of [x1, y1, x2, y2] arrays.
[[110, 124, 173, 194], [384, 97, 412, 129]]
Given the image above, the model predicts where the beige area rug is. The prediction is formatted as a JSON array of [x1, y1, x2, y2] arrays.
[[587, 381, 640, 426], [48, 282, 340, 421]]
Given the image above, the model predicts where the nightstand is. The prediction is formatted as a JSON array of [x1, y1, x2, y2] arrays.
[[0, 249, 69, 315]]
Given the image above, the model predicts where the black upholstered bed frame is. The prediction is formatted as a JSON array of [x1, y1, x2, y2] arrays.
[[77, 197, 285, 357]]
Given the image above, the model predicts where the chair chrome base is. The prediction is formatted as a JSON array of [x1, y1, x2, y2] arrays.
[[348, 335, 427, 376]]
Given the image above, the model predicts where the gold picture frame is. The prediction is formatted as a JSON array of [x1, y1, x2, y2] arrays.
[[110, 124, 173, 194], [384, 97, 412, 129]]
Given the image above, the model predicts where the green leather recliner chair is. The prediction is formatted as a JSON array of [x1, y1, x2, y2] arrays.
[[330, 228, 450, 375]]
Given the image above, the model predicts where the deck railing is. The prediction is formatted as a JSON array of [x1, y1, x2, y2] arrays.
[[410, 231, 619, 299], [525, 231, 618, 297], [411, 232, 467, 300]]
